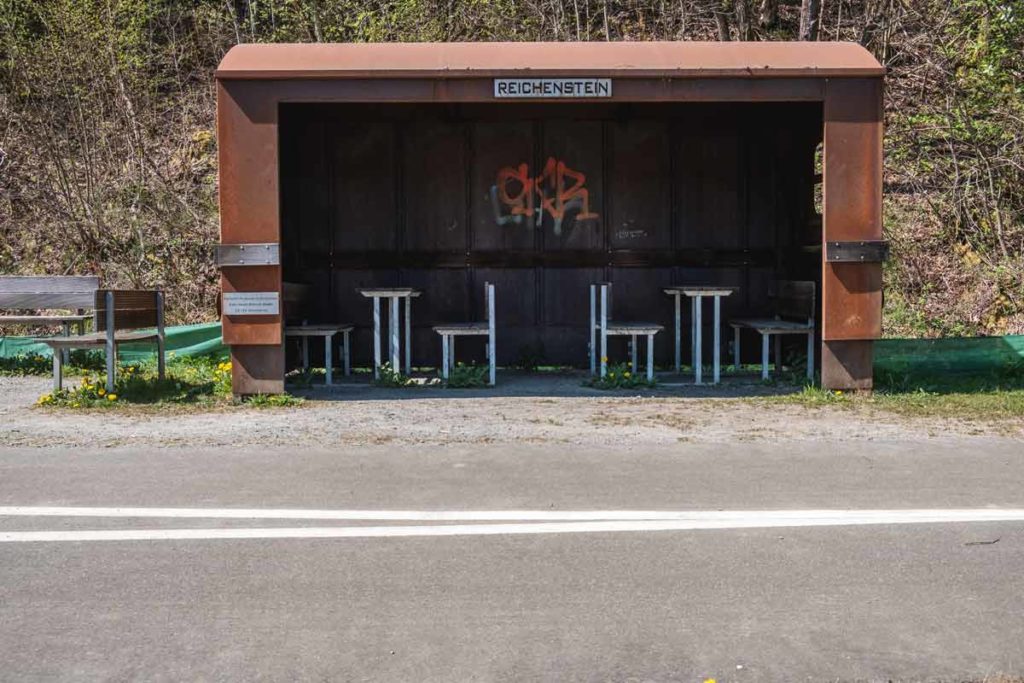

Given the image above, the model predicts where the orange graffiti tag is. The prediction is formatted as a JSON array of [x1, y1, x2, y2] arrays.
[[493, 157, 598, 235]]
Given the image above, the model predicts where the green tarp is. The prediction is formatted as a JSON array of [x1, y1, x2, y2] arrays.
[[0, 322, 225, 361], [2, 323, 1023, 373]]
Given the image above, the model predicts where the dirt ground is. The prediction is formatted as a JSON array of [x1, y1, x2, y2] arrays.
[[3, 372, 1021, 449]]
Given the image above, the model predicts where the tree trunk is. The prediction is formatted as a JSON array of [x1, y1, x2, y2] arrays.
[[759, 0, 778, 30], [799, 0, 822, 41], [714, 0, 732, 40], [734, 0, 752, 40]]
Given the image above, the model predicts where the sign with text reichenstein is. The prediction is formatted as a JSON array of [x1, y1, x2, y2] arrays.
[[493, 78, 612, 99]]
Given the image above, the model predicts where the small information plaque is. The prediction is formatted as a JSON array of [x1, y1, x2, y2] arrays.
[[223, 291, 280, 316]]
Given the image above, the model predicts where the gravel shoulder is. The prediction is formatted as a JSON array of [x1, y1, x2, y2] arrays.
[[3, 374, 1021, 449]]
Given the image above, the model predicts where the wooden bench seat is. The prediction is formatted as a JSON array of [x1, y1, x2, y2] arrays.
[[589, 283, 661, 381], [281, 284, 354, 385], [433, 283, 496, 385], [729, 280, 816, 381], [0, 314, 92, 325], [432, 322, 490, 336], [35, 289, 165, 392], [41, 330, 161, 347]]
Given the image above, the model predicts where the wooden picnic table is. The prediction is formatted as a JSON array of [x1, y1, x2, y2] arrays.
[[357, 288, 421, 378], [663, 286, 738, 385]]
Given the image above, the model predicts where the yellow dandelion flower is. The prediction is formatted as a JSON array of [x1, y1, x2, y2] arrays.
[[107, 394, 117, 401], [624, 371, 631, 378], [98, 389, 106, 396]]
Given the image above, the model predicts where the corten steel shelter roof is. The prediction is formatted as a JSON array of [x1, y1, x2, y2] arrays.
[[216, 41, 885, 80]]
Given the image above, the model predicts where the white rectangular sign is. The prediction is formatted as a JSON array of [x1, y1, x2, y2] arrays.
[[494, 78, 612, 99], [223, 291, 280, 316]]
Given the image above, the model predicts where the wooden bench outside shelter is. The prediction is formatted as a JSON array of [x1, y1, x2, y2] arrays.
[[433, 282, 496, 386], [730, 280, 816, 381], [0, 276, 99, 364], [590, 282, 663, 381], [38, 289, 166, 392]]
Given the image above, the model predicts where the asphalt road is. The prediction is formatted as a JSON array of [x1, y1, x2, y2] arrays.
[[1, 439, 1023, 681]]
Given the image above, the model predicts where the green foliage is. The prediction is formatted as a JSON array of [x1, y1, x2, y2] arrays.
[[444, 362, 489, 388], [0, 350, 107, 377], [32, 354, 304, 408], [374, 361, 414, 387], [585, 362, 656, 390]]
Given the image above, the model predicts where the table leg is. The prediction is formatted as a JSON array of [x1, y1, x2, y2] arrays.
[[302, 337, 309, 371], [646, 334, 654, 382], [589, 285, 596, 376], [631, 334, 638, 374], [449, 335, 456, 370], [713, 295, 721, 384], [674, 294, 681, 374], [694, 295, 703, 385], [775, 335, 782, 375], [761, 333, 770, 381], [690, 296, 696, 372], [390, 296, 400, 372], [441, 335, 449, 379], [734, 327, 741, 371], [324, 335, 333, 386], [404, 296, 412, 375], [373, 297, 381, 379]]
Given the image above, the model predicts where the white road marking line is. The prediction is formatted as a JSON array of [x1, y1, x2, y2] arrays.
[[1, 509, 1023, 543], [2, 506, 1024, 523]]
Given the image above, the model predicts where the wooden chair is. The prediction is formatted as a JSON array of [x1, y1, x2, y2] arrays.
[[589, 282, 663, 381], [282, 282, 353, 385], [37, 289, 165, 392], [0, 276, 99, 364], [433, 282, 496, 386], [729, 280, 816, 381]]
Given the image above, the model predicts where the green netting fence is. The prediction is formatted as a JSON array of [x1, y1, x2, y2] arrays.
[[0, 322, 225, 361], [2, 324, 1023, 375]]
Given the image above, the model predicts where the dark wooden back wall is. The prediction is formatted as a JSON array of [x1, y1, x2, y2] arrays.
[[280, 102, 822, 368]]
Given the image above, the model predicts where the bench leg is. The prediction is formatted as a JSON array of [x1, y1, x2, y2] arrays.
[[324, 335, 333, 386], [806, 331, 815, 381], [599, 285, 607, 378], [761, 333, 770, 381], [774, 334, 782, 374], [302, 337, 309, 372], [441, 335, 450, 380], [61, 322, 70, 365], [631, 334, 638, 374], [449, 335, 456, 370], [646, 334, 654, 382], [157, 335, 166, 381], [733, 327, 740, 372], [589, 285, 596, 376], [405, 296, 412, 375], [694, 294, 703, 385], [713, 295, 721, 384], [372, 297, 381, 379], [106, 344, 116, 394], [52, 351, 63, 392], [489, 332, 496, 387], [343, 330, 351, 377], [674, 294, 681, 374], [390, 295, 400, 372]]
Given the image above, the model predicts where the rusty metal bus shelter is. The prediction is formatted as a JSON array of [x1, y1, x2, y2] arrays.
[[215, 42, 884, 395]]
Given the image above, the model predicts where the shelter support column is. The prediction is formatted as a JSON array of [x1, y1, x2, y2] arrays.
[[217, 80, 285, 395], [822, 78, 884, 391]]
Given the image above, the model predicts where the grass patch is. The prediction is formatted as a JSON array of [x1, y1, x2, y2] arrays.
[[769, 361, 1024, 420], [584, 362, 657, 390], [34, 354, 302, 410], [373, 361, 415, 388], [444, 362, 489, 388], [1, 350, 106, 377]]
